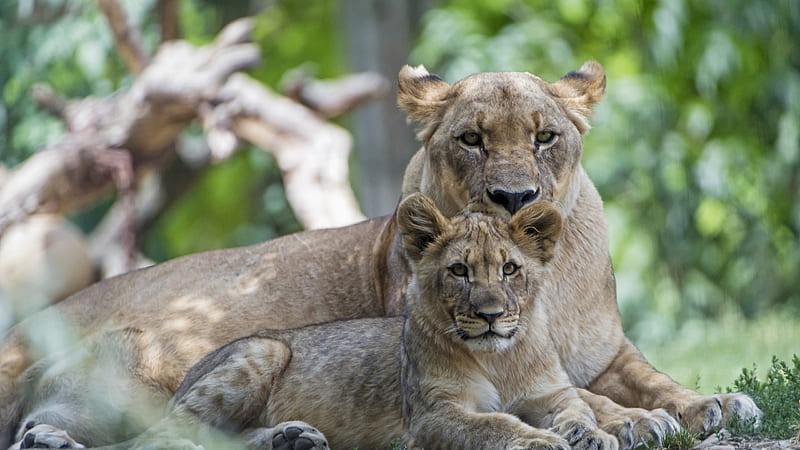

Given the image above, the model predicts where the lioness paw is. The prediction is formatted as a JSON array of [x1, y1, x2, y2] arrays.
[[571, 428, 618, 450], [550, 418, 590, 445], [550, 419, 617, 450], [12, 424, 85, 449], [679, 393, 761, 434], [633, 409, 680, 445], [719, 392, 762, 427], [244, 421, 329, 450], [596, 408, 680, 450]]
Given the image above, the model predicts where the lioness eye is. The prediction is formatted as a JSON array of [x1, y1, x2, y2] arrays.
[[535, 131, 555, 144], [460, 131, 482, 146], [449, 263, 468, 277], [502, 262, 518, 276]]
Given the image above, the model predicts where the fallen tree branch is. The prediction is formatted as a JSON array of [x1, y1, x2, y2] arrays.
[[0, 15, 382, 277], [97, 0, 150, 76], [221, 74, 367, 228], [157, 0, 180, 42], [283, 70, 389, 118], [31, 84, 67, 120], [0, 18, 260, 236], [89, 171, 162, 277]]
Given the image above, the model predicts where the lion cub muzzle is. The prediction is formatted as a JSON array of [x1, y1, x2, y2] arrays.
[[455, 293, 520, 352], [455, 310, 519, 338]]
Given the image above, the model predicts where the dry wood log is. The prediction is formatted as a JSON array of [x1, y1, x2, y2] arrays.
[[157, 0, 180, 42], [97, 0, 149, 75], [222, 74, 367, 228], [283, 70, 389, 119], [0, 14, 378, 279], [0, 18, 260, 233]]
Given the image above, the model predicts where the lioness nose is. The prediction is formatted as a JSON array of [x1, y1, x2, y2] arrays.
[[476, 311, 503, 325], [487, 188, 539, 214]]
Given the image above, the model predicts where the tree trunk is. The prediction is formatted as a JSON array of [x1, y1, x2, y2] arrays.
[[341, 0, 432, 217]]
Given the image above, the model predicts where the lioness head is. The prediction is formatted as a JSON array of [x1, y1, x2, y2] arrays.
[[397, 193, 563, 352], [398, 62, 605, 218]]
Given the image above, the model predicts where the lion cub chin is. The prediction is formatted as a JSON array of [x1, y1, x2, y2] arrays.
[[144, 193, 617, 450]]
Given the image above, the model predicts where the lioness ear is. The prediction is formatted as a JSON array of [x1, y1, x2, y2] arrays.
[[508, 203, 563, 263], [550, 61, 606, 134], [397, 65, 451, 124], [397, 193, 449, 262]]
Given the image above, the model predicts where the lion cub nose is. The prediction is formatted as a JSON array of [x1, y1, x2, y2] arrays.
[[476, 310, 503, 325], [487, 188, 540, 214]]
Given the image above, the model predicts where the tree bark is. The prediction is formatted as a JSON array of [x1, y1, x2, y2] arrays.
[[0, 16, 380, 267], [341, 0, 424, 217]]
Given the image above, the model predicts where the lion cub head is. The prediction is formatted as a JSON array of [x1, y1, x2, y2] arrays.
[[397, 193, 563, 352], [398, 62, 605, 218]]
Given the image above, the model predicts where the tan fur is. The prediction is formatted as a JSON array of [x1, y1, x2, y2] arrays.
[[1, 63, 760, 449], [129, 196, 615, 450], [396, 63, 761, 445]]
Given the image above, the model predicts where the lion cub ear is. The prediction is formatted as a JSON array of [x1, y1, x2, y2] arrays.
[[550, 61, 606, 135], [397, 65, 451, 124], [508, 203, 564, 263], [397, 193, 449, 262]]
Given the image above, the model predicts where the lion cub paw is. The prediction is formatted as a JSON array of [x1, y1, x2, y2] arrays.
[[511, 428, 570, 450], [243, 421, 329, 450], [598, 408, 680, 450], [680, 393, 762, 435], [11, 424, 86, 449]]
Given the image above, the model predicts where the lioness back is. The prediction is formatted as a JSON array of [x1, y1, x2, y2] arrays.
[[161, 194, 616, 450], [0, 216, 396, 445]]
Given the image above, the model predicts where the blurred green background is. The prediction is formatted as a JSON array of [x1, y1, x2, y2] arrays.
[[1, 0, 798, 393]]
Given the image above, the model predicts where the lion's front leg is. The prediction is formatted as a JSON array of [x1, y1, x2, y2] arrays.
[[588, 339, 761, 435], [577, 388, 679, 450], [408, 404, 569, 450], [517, 387, 618, 450]]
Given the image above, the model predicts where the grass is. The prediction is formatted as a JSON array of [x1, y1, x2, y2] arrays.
[[631, 311, 800, 448], [635, 429, 699, 450], [633, 351, 800, 448], [726, 355, 800, 439], [633, 310, 800, 394]]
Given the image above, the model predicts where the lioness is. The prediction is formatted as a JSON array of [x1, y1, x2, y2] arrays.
[[1, 62, 759, 449], [115, 194, 616, 450]]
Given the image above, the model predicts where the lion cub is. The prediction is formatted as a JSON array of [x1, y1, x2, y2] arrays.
[[154, 194, 617, 450]]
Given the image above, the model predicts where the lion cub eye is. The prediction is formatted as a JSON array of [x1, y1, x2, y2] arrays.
[[502, 262, 519, 276], [459, 131, 482, 147], [449, 263, 469, 277], [535, 131, 556, 145]]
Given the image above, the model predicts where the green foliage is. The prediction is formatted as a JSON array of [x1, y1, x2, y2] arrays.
[[0, 0, 132, 164], [4, 0, 799, 334], [413, 0, 800, 341], [388, 438, 409, 450], [251, 1, 344, 87], [635, 429, 698, 450], [726, 355, 800, 439], [147, 0, 339, 260], [145, 148, 301, 259], [636, 311, 800, 394], [0, 0, 329, 261]]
